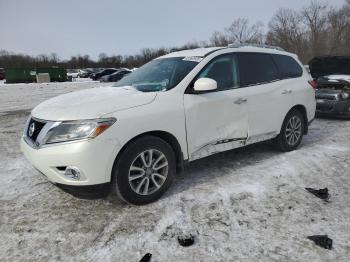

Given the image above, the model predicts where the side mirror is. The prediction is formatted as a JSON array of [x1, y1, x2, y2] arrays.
[[193, 78, 217, 92]]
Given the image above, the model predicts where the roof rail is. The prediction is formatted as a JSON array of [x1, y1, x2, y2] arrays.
[[228, 43, 284, 51]]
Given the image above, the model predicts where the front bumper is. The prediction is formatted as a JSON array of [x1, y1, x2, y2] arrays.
[[316, 99, 350, 118], [21, 136, 119, 186]]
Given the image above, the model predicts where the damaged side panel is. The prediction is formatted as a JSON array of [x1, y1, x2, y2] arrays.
[[190, 138, 246, 161], [189, 132, 278, 161]]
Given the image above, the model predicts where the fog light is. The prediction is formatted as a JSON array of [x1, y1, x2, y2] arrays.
[[64, 167, 81, 180]]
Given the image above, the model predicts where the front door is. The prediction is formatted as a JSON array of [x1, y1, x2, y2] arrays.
[[184, 54, 249, 161]]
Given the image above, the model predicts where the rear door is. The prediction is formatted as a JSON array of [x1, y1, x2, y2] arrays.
[[236, 53, 293, 142], [184, 53, 249, 161], [271, 54, 314, 121]]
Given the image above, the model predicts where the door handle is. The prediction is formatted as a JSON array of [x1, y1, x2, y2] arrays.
[[234, 98, 247, 104], [282, 90, 292, 94]]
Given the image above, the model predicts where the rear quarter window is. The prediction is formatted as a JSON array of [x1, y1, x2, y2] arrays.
[[272, 54, 303, 79], [237, 53, 279, 86]]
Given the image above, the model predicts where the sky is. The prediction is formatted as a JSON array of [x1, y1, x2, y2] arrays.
[[0, 0, 346, 60]]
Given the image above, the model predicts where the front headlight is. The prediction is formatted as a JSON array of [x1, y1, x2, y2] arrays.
[[340, 92, 349, 100], [44, 118, 116, 144]]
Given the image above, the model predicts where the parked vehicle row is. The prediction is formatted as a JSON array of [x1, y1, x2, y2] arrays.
[[78, 68, 98, 78], [66, 69, 80, 81], [100, 69, 131, 82], [21, 44, 316, 205], [65, 68, 133, 82]]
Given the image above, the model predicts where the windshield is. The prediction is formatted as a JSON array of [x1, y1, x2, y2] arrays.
[[113, 57, 199, 92]]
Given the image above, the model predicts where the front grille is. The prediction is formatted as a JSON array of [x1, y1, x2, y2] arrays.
[[27, 118, 46, 142]]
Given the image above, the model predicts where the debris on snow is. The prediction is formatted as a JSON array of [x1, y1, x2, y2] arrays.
[[305, 187, 330, 201], [139, 253, 152, 262], [307, 235, 333, 250], [177, 234, 195, 247]]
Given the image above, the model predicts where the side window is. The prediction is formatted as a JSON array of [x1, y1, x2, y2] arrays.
[[272, 54, 303, 79], [197, 54, 239, 91], [237, 53, 279, 86]]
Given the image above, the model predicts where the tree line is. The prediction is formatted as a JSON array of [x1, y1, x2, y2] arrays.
[[0, 0, 349, 69]]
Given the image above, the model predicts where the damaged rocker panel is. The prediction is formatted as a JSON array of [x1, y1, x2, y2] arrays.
[[190, 132, 278, 161]]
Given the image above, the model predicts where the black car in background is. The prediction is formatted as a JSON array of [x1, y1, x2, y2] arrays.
[[100, 69, 131, 82], [91, 68, 118, 80], [309, 56, 350, 118]]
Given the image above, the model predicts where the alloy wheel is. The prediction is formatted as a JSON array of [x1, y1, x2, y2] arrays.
[[128, 149, 169, 195], [285, 116, 302, 146]]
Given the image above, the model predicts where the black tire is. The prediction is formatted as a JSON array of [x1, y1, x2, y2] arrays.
[[111, 135, 176, 205], [275, 109, 305, 152]]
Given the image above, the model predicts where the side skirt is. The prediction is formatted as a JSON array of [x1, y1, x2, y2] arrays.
[[189, 132, 278, 162]]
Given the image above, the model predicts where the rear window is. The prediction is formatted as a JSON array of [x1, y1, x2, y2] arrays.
[[237, 53, 279, 86], [272, 54, 302, 79]]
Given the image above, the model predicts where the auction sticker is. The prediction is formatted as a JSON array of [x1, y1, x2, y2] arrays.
[[183, 56, 203, 62]]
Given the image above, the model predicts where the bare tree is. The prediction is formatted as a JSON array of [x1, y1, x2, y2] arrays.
[[327, 6, 350, 55], [209, 31, 230, 46], [266, 0, 350, 63], [302, 0, 328, 57], [209, 18, 264, 46], [266, 8, 308, 60], [49, 53, 59, 64], [225, 18, 264, 44], [1, 0, 348, 70]]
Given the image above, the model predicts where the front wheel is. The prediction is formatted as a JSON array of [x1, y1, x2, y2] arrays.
[[111, 136, 176, 205], [275, 109, 305, 152]]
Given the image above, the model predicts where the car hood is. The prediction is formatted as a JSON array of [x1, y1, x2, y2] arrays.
[[31, 86, 157, 121], [309, 56, 350, 79]]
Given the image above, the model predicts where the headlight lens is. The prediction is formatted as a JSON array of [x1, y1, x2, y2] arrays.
[[44, 118, 116, 144], [340, 92, 349, 100]]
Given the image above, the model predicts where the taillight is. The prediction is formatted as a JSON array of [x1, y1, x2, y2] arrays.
[[308, 80, 318, 89]]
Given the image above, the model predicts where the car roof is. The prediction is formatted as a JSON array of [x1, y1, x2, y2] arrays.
[[159, 45, 296, 59]]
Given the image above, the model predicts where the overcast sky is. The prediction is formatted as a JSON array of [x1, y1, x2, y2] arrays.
[[0, 0, 346, 59]]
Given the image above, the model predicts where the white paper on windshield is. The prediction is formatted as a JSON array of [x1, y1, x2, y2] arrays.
[[183, 56, 203, 63]]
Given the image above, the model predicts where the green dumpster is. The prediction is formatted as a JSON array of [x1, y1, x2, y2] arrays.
[[5, 67, 67, 83]]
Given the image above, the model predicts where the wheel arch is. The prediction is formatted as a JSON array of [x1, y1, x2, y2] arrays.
[[283, 105, 309, 135], [113, 131, 185, 177]]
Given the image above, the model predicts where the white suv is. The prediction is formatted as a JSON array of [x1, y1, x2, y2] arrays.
[[21, 45, 316, 205]]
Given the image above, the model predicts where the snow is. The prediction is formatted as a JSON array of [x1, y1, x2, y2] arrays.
[[0, 81, 110, 113], [1, 82, 350, 261]]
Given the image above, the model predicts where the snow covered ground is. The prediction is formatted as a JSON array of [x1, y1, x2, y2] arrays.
[[0, 82, 349, 261], [0, 81, 110, 113]]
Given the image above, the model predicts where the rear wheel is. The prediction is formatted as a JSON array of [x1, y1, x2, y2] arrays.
[[275, 109, 305, 152], [111, 136, 175, 205]]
